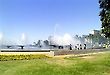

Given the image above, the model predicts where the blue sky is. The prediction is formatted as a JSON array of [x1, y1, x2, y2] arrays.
[[0, 0, 101, 43]]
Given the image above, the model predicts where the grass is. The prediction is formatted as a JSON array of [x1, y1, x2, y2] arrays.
[[0, 51, 110, 75]]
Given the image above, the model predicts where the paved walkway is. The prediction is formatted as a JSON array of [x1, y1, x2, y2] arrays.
[[53, 51, 109, 58]]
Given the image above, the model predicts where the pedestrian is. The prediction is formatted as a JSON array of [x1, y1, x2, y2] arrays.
[[84, 44, 86, 49], [75, 46, 77, 50], [69, 44, 72, 50], [77, 44, 79, 50], [80, 44, 82, 50]]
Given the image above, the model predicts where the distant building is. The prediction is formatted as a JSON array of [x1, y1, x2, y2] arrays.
[[83, 30, 110, 48], [89, 30, 100, 35]]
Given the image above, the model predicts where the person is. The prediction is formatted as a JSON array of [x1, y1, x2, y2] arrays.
[[80, 44, 82, 50], [84, 44, 86, 49], [69, 44, 72, 50], [75, 46, 77, 50], [77, 44, 79, 50]]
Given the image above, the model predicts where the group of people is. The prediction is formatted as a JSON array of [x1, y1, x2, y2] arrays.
[[50, 44, 87, 50], [69, 44, 86, 50]]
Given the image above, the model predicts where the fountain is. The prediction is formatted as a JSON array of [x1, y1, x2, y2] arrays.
[[0, 33, 3, 43], [0, 30, 104, 51], [48, 33, 83, 48], [0, 32, 3, 49], [21, 33, 27, 45], [18, 33, 29, 49]]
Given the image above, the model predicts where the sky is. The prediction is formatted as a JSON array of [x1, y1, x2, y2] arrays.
[[0, 0, 101, 43]]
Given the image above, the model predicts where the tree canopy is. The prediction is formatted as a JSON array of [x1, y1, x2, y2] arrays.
[[99, 0, 110, 38]]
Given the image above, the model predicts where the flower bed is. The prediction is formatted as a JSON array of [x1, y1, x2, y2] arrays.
[[0, 54, 49, 61]]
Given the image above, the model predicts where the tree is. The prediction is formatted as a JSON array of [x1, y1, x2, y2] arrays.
[[99, 0, 110, 38]]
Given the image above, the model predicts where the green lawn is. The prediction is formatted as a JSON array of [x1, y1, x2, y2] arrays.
[[0, 52, 110, 75]]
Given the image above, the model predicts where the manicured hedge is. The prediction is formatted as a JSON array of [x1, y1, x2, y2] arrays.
[[0, 54, 50, 61]]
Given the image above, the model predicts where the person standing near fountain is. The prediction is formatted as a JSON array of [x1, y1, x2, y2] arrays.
[[69, 44, 72, 50], [80, 44, 82, 50], [75, 46, 77, 50], [84, 44, 86, 49], [77, 44, 79, 50]]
